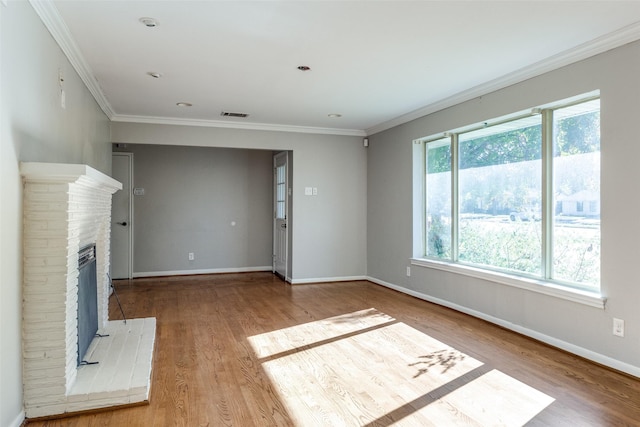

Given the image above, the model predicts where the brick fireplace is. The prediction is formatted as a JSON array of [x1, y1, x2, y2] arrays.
[[21, 162, 156, 419]]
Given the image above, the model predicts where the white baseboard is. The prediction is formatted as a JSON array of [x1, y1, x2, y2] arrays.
[[290, 275, 367, 285], [366, 276, 640, 379], [132, 266, 272, 278], [9, 411, 25, 427]]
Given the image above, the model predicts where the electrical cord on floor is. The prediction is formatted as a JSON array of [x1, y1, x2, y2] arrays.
[[108, 273, 127, 324]]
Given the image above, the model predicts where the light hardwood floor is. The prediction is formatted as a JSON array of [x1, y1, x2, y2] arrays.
[[26, 273, 640, 426]]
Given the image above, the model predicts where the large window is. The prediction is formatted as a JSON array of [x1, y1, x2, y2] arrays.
[[421, 97, 600, 292]]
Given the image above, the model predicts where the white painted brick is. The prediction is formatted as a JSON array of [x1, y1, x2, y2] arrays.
[[66, 393, 90, 403], [23, 382, 67, 398], [22, 221, 51, 232], [23, 374, 68, 390], [23, 348, 66, 360], [25, 255, 69, 266], [22, 328, 63, 341], [27, 201, 68, 211], [66, 396, 131, 412], [22, 165, 125, 418], [23, 367, 66, 382], [23, 313, 67, 325], [23, 231, 69, 242], [23, 290, 67, 303], [24, 190, 68, 201], [25, 403, 69, 419], [25, 211, 69, 221], [66, 365, 77, 392], [23, 347, 67, 362], [24, 183, 54, 193]]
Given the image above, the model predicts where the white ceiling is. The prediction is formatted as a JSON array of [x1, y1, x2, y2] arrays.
[[38, 1, 640, 136]]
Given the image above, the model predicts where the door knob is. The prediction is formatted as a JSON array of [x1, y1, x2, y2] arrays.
[[117, 222, 128, 226], [281, 223, 287, 228]]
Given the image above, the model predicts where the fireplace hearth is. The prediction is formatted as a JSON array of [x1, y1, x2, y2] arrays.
[[21, 162, 156, 419]]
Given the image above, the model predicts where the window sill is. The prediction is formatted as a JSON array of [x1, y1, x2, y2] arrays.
[[410, 258, 605, 309]]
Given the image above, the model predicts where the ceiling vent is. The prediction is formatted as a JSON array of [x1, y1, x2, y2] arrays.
[[221, 111, 249, 118]]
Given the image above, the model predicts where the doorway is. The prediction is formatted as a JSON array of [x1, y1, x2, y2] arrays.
[[273, 152, 288, 280], [111, 152, 133, 279]]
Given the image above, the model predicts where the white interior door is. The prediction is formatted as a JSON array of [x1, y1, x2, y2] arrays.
[[111, 153, 133, 279], [273, 152, 288, 279]]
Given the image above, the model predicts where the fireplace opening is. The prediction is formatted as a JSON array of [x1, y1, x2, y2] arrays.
[[77, 244, 98, 366]]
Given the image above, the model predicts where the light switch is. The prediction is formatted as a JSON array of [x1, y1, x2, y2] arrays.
[[312, 187, 318, 195], [133, 188, 145, 196], [304, 187, 313, 196]]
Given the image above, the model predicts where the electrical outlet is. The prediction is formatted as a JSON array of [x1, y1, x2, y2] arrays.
[[188, 252, 194, 261], [613, 318, 624, 337], [406, 266, 411, 277]]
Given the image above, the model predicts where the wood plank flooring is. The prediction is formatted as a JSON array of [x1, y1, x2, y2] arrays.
[[26, 273, 640, 426]]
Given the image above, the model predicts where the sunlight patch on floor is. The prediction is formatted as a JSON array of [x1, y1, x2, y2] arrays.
[[404, 369, 555, 426], [247, 308, 395, 359], [248, 309, 554, 426]]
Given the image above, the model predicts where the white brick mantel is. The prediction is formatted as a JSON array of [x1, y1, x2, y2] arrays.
[[21, 162, 155, 419]]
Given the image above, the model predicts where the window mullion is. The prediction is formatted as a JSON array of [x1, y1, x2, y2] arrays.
[[541, 109, 554, 280], [422, 141, 427, 257], [451, 133, 459, 262]]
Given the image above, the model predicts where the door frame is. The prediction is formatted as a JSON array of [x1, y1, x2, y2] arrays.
[[111, 152, 134, 279], [273, 151, 289, 280]]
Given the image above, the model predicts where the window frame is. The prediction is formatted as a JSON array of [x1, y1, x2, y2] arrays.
[[412, 93, 604, 308]]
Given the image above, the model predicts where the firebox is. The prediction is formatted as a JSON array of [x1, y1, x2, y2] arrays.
[[77, 243, 98, 366]]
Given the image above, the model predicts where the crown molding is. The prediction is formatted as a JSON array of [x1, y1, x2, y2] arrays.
[[366, 21, 640, 136], [111, 114, 367, 137], [29, 0, 364, 137], [30, 0, 640, 138], [29, 0, 115, 119]]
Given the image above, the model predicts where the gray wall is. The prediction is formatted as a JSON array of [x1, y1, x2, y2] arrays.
[[0, 2, 112, 426], [113, 144, 274, 275], [6, 3, 637, 425], [111, 124, 368, 282], [367, 40, 640, 375]]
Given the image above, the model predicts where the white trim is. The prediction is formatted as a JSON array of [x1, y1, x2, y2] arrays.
[[32, 0, 640, 139], [132, 266, 272, 278], [289, 275, 367, 285], [366, 276, 640, 379], [112, 153, 134, 280], [28, 0, 115, 119], [111, 114, 367, 137], [410, 258, 605, 309], [366, 21, 640, 136], [7, 411, 25, 427]]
